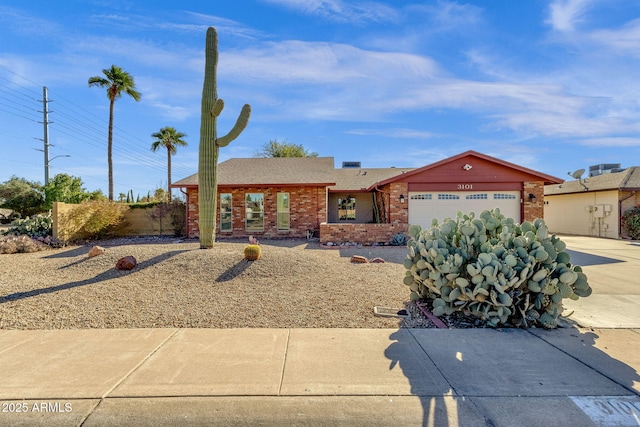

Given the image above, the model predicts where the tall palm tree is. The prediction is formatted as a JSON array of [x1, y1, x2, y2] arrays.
[[150, 127, 188, 202], [88, 65, 141, 201]]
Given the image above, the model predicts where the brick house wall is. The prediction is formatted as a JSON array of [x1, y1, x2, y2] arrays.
[[523, 181, 545, 221], [620, 190, 640, 215], [319, 222, 409, 245], [184, 186, 327, 239], [388, 182, 409, 224]]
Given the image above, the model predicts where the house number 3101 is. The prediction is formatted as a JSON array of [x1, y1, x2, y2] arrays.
[[457, 184, 473, 190]]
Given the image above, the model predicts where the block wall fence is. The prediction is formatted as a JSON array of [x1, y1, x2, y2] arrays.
[[52, 202, 178, 242]]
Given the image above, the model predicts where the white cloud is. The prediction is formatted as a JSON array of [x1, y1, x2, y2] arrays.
[[590, 18, 640, 57], [546, 0, 592, 32], [346, 128, 436, 139], [262, 0, 400, 24], [578, 137, 640, 147]]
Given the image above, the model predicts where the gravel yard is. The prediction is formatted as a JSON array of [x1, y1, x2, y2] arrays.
[[0, 238, 412, 329]]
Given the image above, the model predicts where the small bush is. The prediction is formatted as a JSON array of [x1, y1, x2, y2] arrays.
[[61, 200, 129, 240], [0, 235, 49, 254], [3, 213, 52, 238], [403, 209, 592, 328], [622, 206, 640, 240]]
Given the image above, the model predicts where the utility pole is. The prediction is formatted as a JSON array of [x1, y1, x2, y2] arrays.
[[36, 87, 69, 185], [40, 86, 51, 184]]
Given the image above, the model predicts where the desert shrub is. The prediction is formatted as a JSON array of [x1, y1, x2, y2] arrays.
[[622, 206, 640, 240], [62, 200, 129, 240], [390, 233, 408, 246], [0, 235, 49, 254], [403, 209, 592, 328], [0, 176, 46, 217], [3, 214, 52, 238]]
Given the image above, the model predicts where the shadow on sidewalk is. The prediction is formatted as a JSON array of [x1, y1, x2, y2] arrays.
[[531, 327, 640, 395], [0, 250, 189, 303], [387, 327, 640, 426], [385, 330, 463, 426]]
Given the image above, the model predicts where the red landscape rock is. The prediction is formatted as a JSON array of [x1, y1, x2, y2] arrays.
[[116, 256, 137, 270]]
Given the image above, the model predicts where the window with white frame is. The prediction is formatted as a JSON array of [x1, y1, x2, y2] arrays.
[[220, 193, 232, 232], [245, 193, 264, 231], [277, 192, 290, 231]]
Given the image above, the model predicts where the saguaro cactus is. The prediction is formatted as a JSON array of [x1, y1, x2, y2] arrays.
[[198, 27, 251, 248]]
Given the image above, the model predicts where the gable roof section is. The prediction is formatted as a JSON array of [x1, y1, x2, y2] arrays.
[[330, 167, 414, 192], [171, 157, 336, 188], [545, 167, 640, 195], [369, 150, 563, 189]]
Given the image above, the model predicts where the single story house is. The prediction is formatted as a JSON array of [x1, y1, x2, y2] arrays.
[[0, 208, 14, 224], [544, 167, 640, 239], [171, 150, 562, 244]]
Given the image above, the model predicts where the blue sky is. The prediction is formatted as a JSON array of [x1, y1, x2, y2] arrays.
[[1, 0, 639, 199]]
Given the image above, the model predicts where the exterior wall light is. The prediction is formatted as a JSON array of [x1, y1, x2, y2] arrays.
[[529, 193, 537, 201], [399, 194, 405, 203]]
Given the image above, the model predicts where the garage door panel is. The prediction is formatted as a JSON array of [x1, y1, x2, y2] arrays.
[[409, 191, 520, 229]]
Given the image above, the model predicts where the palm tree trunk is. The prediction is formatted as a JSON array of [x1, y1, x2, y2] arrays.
[[108, 96, 115, 201], [167, 147, 172, 202]]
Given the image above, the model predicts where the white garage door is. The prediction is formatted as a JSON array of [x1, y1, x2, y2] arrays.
[[409, 191, 521, 229]]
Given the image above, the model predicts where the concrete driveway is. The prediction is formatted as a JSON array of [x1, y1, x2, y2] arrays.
[[559, 235, 640, 328]]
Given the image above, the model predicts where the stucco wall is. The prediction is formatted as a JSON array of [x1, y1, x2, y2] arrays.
[[544, 190, 619, 238], [327, 192, 375, 223], [52, 202, 179, 242]]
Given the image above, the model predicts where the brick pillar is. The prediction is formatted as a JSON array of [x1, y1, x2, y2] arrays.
[[389, 182, 409, 224], [523, 181, 544, 221]]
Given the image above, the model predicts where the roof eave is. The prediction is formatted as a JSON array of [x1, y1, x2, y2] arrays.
[[371, 150, 564, 188]]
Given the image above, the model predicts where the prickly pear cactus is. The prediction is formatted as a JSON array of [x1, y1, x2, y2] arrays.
[[198, 27, 251, 249], [403, 209, 592, 328]]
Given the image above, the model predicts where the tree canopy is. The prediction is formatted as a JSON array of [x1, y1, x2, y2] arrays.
[[151, 126, 188, 202], [0, 176, 45, 217], [254, 139, 318, 158], [43, 173, 101, 209], [88, 65, 141, 201]]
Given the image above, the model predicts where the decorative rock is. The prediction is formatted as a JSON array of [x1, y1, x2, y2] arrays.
[[88, 246, 105, 257], [350, 255, 368, 263], [370, 257, 385, 263], [116, 256, 137, 271]]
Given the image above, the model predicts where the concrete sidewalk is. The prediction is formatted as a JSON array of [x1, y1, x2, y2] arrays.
[[0, 327, 638, 426], [1, 235, 639, 426]]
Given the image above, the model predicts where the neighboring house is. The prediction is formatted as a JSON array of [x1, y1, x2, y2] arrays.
[[0, 208, 14, 224], [544, 167, 640, 239], [171, 150, 562, 244]]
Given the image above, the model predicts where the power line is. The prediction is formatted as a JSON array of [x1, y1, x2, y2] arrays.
[[49, 88, 194, 175], [0, 67, 196, 188]]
